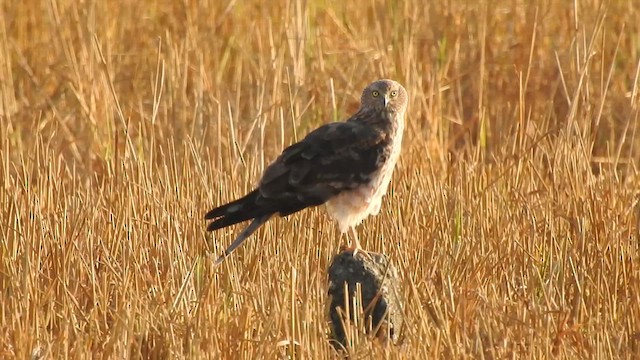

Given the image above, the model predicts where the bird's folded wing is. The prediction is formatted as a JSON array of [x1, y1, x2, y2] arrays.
[[257, 121, 390, 213]]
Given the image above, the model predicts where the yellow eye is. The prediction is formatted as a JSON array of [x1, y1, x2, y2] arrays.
[[390, 90, 398, 97], [371, 90, 380, 97]]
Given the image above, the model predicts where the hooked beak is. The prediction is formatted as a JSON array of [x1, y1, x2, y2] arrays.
[[383, 95, 390, 108]]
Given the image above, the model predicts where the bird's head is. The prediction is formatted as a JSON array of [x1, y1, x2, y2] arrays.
[[360, 79, 408, 113]]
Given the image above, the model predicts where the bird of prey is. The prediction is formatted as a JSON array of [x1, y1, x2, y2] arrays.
[[205, 79, 407, 264]]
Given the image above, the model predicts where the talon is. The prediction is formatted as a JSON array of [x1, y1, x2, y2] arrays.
[[340, 228, 371, 259]]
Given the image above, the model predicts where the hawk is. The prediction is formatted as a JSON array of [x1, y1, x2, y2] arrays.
[[205, 79, 407, 264]]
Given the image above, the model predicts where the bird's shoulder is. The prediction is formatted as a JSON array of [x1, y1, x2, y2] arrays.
[[259, 119, 391, 194], [283, 120, 386, 161]]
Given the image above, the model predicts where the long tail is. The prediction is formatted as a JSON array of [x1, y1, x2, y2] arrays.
[[205, 190, 265, 231], [205, 187, 316, 264], [214, 214, 272, 265]]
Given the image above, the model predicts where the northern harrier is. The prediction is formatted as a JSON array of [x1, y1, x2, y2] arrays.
[[206, 79, 407, 264]]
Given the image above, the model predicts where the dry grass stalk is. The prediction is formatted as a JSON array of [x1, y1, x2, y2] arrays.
[[1, 0, 639, 358]]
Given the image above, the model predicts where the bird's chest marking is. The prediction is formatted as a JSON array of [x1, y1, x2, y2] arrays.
[[325, 121, 403, 233]]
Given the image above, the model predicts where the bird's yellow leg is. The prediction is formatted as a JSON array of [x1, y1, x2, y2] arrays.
[[351, 227, 363, 253], [340, 227, 370, 258]]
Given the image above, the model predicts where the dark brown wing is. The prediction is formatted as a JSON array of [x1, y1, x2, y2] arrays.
[[205, 116, 389, 264], [259, 120, 389, 209], [206, 119, 388, 229]]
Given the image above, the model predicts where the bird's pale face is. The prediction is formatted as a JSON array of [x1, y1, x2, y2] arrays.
[[360, 79, 408, 114]]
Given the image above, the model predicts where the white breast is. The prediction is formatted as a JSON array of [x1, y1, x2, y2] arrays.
[[325, 115, 404, 233]]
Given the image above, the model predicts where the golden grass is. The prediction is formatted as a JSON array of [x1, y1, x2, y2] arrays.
[[2, 0, 640, 358]]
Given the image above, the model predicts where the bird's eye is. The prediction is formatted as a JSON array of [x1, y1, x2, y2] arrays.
[[390, 90, 398, 97], [372, 90, 380, 97]]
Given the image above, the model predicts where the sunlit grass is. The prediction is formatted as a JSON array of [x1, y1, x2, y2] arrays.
[[1, 0, 639, 358]]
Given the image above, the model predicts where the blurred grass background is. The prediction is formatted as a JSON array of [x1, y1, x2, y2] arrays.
[[1, 0, 639, 358]]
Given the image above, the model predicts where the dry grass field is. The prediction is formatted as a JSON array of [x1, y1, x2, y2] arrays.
[[2, 0, 640, 358]]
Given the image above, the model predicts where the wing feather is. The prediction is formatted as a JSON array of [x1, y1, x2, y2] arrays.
[[258, 119, 389, 205]]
